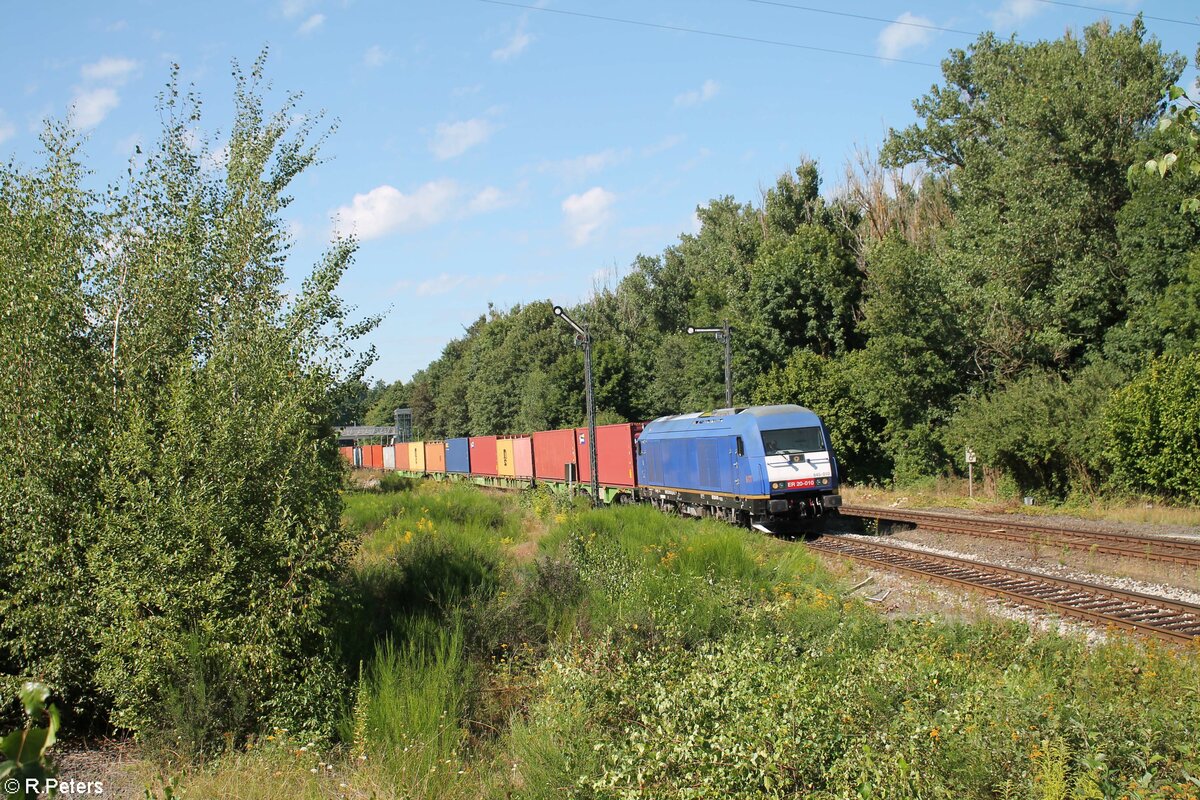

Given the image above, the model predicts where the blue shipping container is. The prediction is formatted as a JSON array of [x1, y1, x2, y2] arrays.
[[445, 437, 471, 473]]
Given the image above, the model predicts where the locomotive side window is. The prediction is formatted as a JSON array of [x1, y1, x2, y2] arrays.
[[736, 436, 744, 457], [761, 427, 823, 455]]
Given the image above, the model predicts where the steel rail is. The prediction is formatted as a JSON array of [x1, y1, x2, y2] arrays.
[[838, 505, 1200, 568], [807, 535, 1200, 643]]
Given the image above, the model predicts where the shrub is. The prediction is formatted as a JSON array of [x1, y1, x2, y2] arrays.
[[1104, 353, 1200, 500], [944, 365, 1122, 497]]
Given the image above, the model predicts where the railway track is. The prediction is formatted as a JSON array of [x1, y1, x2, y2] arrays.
[[838, 505, 1200, 568], [807, 535, 1200, 643]]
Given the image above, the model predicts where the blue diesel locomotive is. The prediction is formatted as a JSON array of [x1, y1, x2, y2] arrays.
[[635, 404, 841, 526]]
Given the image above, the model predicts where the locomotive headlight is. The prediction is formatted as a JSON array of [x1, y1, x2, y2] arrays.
[[771, 482, 781, 490]]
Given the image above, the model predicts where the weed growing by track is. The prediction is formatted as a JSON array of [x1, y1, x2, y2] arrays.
[[154, 483, 1200, 800]]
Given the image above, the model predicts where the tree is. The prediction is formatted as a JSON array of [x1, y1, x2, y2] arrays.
[[1142, 45, 1200, 214], [856, 235, 965, 479], [1, 54, 376, 743], [884, 20, 1184, 380], [753, 351, 890, 483], [739, 224, 861, 373], [0, 127, 106, 721]]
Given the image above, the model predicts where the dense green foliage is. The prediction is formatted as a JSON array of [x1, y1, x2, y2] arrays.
[[0, 57, 372, 739], [167, 485, 1200, 799], [387, 21, 1200, 502], [1104, 354, 1200, 499]]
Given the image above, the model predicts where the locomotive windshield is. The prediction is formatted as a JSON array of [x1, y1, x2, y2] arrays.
[[760, 427, 824, 455]]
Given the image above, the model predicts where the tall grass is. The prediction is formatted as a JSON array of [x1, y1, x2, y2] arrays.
[[541, 504, 843, 644], [341, 616, 470, 796]]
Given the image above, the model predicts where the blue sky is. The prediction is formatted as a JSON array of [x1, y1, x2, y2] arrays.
[[3, 0, 1198, 383]]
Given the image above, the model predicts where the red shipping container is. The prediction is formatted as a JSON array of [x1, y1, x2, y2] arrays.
[[575, 423, 643, 487], [469, 436, 498, 476], [424, 441, 447, 474], [364, 444, 383, 470], [532, 428, 578, 481], [396, 441, 411, 471], [339, 446, 354, 465], [510, 435, 534, 479]]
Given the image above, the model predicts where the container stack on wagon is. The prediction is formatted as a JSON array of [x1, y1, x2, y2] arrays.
[[470, 436, 499, 476], [532, 428, 577, 483], [575, 422, 642, 490], [446, 438, 470, 474], [499, 435, 533, 479], [424, 441, 446, 474], [409, 442, 425, 473]]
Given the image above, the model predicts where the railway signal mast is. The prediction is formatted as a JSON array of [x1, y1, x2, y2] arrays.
[[686, 320, 733, 408], [553, 305, 600, 505]]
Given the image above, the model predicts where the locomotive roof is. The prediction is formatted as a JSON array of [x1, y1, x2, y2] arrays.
[[640, 404, 823, 437]]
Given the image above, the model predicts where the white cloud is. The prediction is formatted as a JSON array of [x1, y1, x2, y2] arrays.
[[562, 187, 615, 247], [877, 13, 936, 60], [202, 142, 230, 173], [332, 180, 511, 241], [492, 21, 533, 61], [468, 186, 510, 213], [538, 148, 629, 181], [642, 134, 684, 157], [286, 219, 305, 242], [674, 79, 719, 108], [417, 273, 469, 297], [115, 132, 142, 156], [990, 0, 1040, 27], [298, 13, 325, 34], [280, 0, 312, 18], [452, 83, 483, 97], [681, 147, 712, 172], [430, 117, 497, 160], [332, 180, 460, 240], [71, 87, 120, 129], [0, 112, 14, 146], [363, 45, 390, 68], [81, 56, 138, 84]]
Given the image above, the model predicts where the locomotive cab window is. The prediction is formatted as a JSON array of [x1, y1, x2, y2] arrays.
[[761, 427, 823, 456]]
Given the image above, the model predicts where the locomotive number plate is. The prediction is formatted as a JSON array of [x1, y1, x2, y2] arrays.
[[785, 479, 816, 489]]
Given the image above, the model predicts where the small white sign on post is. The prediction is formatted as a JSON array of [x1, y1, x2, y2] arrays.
[[965, 447, 977, 464], [965, 447, 977, 499]]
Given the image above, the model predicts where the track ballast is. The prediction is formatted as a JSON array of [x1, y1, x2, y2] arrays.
[[807, 535, 1200, 643]]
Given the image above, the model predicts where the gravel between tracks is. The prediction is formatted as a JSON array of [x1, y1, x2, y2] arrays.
[[833, 532, 1200, 606], [847, 499, 1200, 541]]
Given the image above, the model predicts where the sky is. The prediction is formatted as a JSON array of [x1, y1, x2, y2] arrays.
[[3, 0, 1199, 384]]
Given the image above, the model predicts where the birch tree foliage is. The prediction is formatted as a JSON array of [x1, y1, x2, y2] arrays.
[[1, 53, 377, 741]]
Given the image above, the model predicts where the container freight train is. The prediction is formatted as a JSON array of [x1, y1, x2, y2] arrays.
[[341, 404, 842, 526]]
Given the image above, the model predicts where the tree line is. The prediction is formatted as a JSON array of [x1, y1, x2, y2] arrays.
[[352, 20, 1200, 502]]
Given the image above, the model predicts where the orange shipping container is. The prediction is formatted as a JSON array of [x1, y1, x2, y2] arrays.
[[339, 446, 354, 465], [424, 441, 447, 474], [496, 438, 516, 477], [396, 441, 411, 471], [409, 442, 426, 472]]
